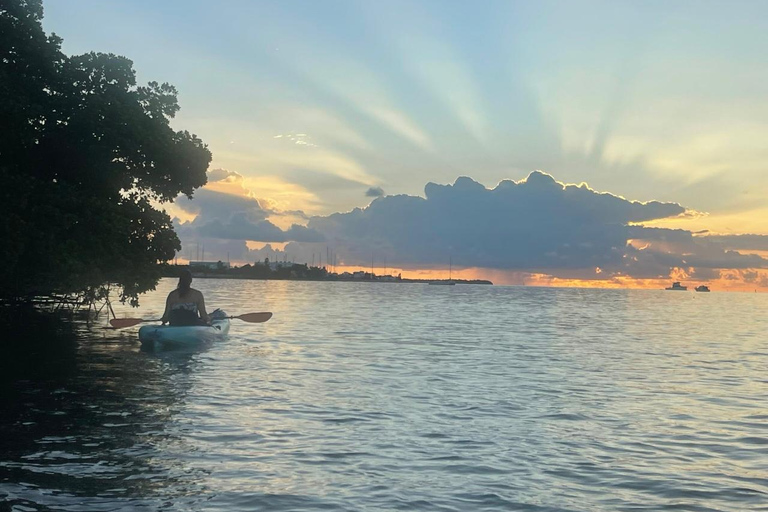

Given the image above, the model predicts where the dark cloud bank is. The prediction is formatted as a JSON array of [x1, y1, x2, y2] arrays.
[[175, 170, 768, 281]]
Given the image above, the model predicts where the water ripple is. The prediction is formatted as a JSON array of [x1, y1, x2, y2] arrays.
[[1, 281, 767, 511]]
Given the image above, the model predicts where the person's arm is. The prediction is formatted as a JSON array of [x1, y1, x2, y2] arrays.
[[160, 292, 172, 324], [198, 292, 210, 323]]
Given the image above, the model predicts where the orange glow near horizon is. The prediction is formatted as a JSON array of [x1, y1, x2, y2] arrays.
[[166, 256, 768, 292], [305, 264, 768, 292]]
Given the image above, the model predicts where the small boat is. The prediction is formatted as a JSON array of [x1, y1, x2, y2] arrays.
[[665, 282, 687, 291], [139, 318, 230, 350], [695, 285, 711, 292]]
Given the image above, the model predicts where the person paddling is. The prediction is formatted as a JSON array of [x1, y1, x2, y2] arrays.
[[160, 270, 210, 326]]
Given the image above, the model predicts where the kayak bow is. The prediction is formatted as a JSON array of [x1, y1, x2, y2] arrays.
[[138, 318, 230, 349]]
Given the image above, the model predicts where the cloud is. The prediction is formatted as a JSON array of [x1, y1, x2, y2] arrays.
[[688, 267, 721, 281], [196, 217, 324, 243], [743, 270, 768, 287], [718, 269, 768, 289], [174, 169, 767, 286], [284, 171, 768, 280], [168, 231, 295, 265], [273, 132, 318, 148], [696, 234, 768, 252], [207, 168, 244, 183], [176, 188, 269, 222], [303, 171, 686, 269], [284, 224, 325, 243], [365, 186, 385, 197], [196, 216, 285, 241], [627, 227, 768, 273], [174, 184, 323, 244]]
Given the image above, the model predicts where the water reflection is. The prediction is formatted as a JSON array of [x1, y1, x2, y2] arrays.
[[1, 280, 767, 511], [0, 320, 210, 510]]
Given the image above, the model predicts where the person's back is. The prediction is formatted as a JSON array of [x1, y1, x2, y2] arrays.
[[161, 271, 209, 326]]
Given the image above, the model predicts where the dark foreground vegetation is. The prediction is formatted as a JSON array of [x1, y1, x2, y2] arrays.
[[0, 305, 78, 384], [0, 0, 210, 309]]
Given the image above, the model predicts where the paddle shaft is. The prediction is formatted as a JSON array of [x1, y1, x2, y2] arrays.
[[110, 312, 271, 328]]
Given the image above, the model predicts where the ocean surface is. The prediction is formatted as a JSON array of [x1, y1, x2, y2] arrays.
[[1, 279, 767, 511]]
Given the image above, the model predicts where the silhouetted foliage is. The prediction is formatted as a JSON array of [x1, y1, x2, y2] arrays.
[[0, 0, 211, 305], [0, 304, 78, 384]]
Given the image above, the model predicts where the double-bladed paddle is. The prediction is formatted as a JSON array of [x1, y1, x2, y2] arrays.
[[109, 312, 272, 329]]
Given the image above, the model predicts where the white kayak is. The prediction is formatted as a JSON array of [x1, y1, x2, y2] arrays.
[[138, 319, 230, 349]]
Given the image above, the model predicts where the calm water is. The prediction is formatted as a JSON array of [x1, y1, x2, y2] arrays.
[[1, 279, 767, 511]]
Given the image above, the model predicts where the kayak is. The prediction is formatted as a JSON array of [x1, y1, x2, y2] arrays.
[[138, 318, 230, 349]]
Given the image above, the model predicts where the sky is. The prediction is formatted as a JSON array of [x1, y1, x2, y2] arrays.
[[42, 0, 768, 290]]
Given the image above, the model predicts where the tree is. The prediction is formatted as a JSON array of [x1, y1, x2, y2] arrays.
[[0, 0, 211, 305]]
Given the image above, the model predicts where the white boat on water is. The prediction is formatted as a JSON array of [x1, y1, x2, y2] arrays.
[[665, 281, 687, 291]]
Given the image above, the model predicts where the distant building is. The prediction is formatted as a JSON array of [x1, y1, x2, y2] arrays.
[[267, 261, 293, 271], [190, 261, 230, 270]]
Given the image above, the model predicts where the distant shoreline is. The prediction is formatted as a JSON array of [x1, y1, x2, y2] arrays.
[[168, 273, 493, 286], [160, 263, 492, 285]]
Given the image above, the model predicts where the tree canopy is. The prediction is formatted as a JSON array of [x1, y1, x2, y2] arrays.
[[0, 0, 211, 305]]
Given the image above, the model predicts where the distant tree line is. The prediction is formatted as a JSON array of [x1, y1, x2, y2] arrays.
[[0, 0, 210, 307], [162, 262, 330, 281], [160, 263, 492, 284]]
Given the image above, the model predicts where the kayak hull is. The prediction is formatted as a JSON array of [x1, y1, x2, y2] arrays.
[[138, 319, 230, 349]]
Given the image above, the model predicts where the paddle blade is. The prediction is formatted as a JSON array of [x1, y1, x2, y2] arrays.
[[109, 318, 146, 329], [234, 312, 273, 323]]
